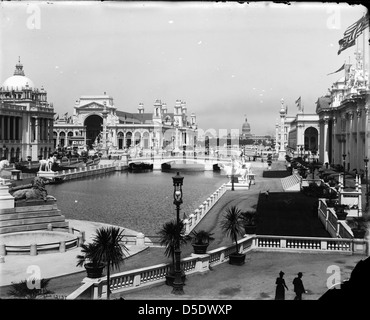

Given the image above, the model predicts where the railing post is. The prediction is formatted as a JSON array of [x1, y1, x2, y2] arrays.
[[184, 218, 190, 234], [133, 274, 141, 287], [280, 239, 286, 249], [59, 241, 66, 253], [207, 197, 212, 210], [30, 243, 37, 256], [136, 233, 145, 246], [0, 244, 6, 256], [77, 234, 83, 246], [321, 240, 327, 250]]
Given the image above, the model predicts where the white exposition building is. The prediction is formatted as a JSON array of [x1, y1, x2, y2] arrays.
[[0, 59, 54, 162], [53, 96, 198, 156]]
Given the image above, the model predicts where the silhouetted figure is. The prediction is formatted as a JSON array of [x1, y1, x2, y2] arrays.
[[265, 190, 269, 199], [275, 271, 288, 300], [293, 272, 306, 300]]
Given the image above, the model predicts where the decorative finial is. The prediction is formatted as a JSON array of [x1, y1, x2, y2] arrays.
[[14, 57, 25, 76]]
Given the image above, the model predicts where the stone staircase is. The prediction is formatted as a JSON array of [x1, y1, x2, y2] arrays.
[[280, 174, 301, 192], [0, 200, 69, 234]]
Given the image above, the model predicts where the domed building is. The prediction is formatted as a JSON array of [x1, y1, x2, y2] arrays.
[[241, 116, 252, 139], [0, 58, 55, 162]]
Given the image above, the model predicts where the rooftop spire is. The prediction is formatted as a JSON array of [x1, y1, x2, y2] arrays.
[[14, 57, 25, 76]]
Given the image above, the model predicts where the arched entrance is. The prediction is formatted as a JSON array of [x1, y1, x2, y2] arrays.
[[84, 115, 103, 148], [118, 132, 124, 149], [304, 127, 318, 152]]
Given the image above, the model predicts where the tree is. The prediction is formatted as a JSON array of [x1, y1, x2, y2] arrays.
[[221, 206, 244, 254], [157, 219, 188, 274], [78, 226, 129, 299]]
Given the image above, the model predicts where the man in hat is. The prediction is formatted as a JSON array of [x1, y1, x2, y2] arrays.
[[293, 272, 306, 300]]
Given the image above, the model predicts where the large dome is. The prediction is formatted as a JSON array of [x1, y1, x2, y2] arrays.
[[1, 59, 35, 90], [242, 117, 251, 134], [2, 75, 35, 90]]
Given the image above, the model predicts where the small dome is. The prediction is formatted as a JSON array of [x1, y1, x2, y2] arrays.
[[2, 75, 35, 90]]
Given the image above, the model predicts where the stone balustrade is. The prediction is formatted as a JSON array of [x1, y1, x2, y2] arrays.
[[318, 199, 355, 239], [184, 183, 227, 234]]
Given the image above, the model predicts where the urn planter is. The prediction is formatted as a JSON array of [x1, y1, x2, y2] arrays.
[[228, 253, 246, 266], [192, 243, 209, 254], [351, 228, 366, 239], [165, 270, 186, 286], [84, 262, 105, 279]]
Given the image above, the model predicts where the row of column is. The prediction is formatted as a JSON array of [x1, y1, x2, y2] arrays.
[[322, 107, 369, 170], [0, 115, 22, 141], [31, 117, 53, 142]]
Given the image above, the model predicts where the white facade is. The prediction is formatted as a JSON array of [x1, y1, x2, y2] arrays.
[[53, 96, 198, 156], [0, 59, 54, 162]]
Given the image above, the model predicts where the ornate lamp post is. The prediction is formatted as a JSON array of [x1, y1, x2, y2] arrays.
[[2, 145, 6, 160], [231, 158, 235, 191], [172, 172, 184, 295], [342, 153, 346, 189], [364, 156, 369, 208]]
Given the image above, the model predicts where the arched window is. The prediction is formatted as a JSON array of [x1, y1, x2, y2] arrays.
[[126, 132, 132, 148], [143, 132, 149, 149]]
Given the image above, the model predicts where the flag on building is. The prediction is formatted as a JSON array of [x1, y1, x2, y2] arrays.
[[338, 13, 369, 55], [295, 96, 301, 109], [55, 114, 59, 120], [327, 63, 345, 76]]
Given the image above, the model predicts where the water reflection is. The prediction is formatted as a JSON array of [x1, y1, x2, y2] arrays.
[[46, 170, 227, 236]]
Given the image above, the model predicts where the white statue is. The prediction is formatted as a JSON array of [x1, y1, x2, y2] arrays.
[[39, 155, 56, 172]]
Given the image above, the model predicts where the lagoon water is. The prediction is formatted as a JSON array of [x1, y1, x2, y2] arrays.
[[46, 169, 227, 236]]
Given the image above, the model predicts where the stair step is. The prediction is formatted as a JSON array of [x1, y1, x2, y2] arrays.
[[0, 215, 66, 227], [0, 221, 69, 234], [0, 210, 62, 221]]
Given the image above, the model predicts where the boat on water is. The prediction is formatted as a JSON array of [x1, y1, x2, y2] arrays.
[[129, 162, 153, 172]]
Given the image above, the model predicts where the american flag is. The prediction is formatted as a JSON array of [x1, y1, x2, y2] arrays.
[[338, 13, 369, 55]]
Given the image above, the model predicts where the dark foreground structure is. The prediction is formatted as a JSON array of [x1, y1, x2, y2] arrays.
[[319, 256, 370, 301]]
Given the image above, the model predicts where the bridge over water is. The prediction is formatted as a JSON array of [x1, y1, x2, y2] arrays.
[[128, 155, 236, 170]]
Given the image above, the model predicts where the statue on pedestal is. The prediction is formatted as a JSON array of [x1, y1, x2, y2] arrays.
[[11, 177, 56, 202]]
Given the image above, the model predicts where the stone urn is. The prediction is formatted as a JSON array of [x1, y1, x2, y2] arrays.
[[84, 263, 105, 279]]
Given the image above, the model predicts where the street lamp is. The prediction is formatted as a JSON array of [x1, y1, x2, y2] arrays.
[[364, 156, 369, 208], [2, 145, 6, 160], [342, 153, 346, 189], [231, 158, 235, 191], [172, 171, 184, 295]]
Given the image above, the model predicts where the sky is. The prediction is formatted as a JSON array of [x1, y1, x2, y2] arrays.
[[0, 1, 368, 136]]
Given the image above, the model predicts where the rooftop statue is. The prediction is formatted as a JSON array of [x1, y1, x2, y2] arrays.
[[11, 176, 56, 202]]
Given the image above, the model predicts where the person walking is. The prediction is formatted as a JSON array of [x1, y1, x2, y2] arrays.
[[275, 271, 289, 300], [293, 272, 307, 300]]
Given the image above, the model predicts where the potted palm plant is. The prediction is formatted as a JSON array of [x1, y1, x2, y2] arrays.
[[350, 216, 369, 239], [241, 210, 258, 234], [221, 206, 246, 265], [334, 204, 349, 220], [76, 242, 106, 279], [188, 229, 215, 254], [157, 219, 188, 286], [76, 226, 129, 299]]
